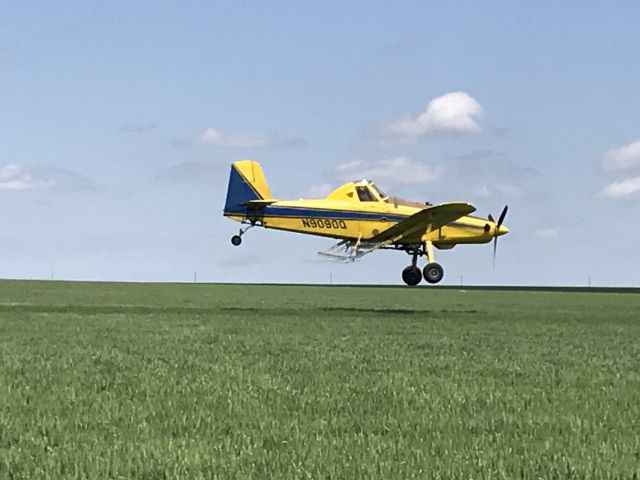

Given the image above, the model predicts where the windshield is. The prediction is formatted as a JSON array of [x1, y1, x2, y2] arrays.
[[370, 183, 388, 200], [356, 186, 377, 202]]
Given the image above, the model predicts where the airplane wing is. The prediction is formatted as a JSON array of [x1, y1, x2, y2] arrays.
[[368, 202, 476, 243], [318, 202, 476, 262]]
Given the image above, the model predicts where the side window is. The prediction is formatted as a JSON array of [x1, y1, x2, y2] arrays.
[[356, 186, 376, 202]]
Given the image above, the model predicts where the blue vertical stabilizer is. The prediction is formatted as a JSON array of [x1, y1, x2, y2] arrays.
[[223, 164, 262, 214]]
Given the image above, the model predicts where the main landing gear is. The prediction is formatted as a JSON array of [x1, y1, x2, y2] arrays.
[[230, 225, 253, 247], [402, 265, 422, 286], [401, 241, 444, 286], [423, 263, 444, 284]]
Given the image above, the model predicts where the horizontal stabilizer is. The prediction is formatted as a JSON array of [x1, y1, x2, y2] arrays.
[[245, 199, 278, 206]]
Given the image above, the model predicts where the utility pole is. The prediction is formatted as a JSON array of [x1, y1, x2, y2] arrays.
[[194, 271, 197, 284], [460, 275, 464, 287]]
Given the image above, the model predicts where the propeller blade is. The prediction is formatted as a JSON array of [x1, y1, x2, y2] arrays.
[[497, 205, 509, 227], [489, 205, 508, 269], [492, 237, 498, 269]]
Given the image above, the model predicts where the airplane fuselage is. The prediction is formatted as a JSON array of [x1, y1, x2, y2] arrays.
[[225, 198, 501, 247]]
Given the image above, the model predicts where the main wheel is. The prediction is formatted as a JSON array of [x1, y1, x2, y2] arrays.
[[423, 263, 444, 284], [231, 235, 242, 246], [401, 266, 422, 286]]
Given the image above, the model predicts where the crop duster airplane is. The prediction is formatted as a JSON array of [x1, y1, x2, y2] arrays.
[[223, 160, 509, 286]]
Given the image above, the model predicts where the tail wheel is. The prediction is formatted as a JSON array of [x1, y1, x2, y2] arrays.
[[231, 235, 242, 246], [423, 263, 444, 284], [401, 266, 422, 286]]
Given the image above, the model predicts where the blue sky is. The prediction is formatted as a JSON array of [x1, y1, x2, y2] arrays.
[[2, 1, 639, 285]]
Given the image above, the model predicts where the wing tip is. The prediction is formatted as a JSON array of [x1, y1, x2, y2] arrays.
[[430, 202, 476, 214]]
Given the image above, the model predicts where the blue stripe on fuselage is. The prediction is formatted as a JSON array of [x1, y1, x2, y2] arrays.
[[262, 205, 408, 222]]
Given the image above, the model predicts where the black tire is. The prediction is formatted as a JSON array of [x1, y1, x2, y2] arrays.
[[231, 235, 242, 246], [401, 266, 422, 286], [423, 263, 444, 284]]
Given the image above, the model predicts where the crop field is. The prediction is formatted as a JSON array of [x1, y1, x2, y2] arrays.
[[1, 280, 639, 479]]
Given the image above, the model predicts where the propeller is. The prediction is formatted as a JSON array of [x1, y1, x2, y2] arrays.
[[491, 205, 509, 268]]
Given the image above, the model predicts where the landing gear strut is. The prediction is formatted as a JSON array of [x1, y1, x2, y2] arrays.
[[230, 225, 253, 247], [400, 241, 445, 286], [423, 240, 444, 284]]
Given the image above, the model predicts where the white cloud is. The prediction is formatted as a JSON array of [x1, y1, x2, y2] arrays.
[[0, 164, 51, 190], [0, 164, 96, 192], [534, 228, 558, 239], [156, 161, 225, 185], [602, 140, 640, 172], [495, 184, 524, 197], [333, 157, 442, 189], [472, 185, 492, 198], [0, 46, 22, 67], [118, 122, 157, 134], [197, 127, 269, 148], [271, 136, 307, 149], [307, 183, 334, 198], [597, 176, 640, 198], [377, 92, 483, 142], [472, 183, 524, 199], [189, 127, 305, 149]]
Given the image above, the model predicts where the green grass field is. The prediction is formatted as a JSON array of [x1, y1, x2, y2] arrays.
[[1, 280, 639, 479]]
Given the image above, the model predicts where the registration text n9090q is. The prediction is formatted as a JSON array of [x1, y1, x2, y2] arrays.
[[301, 218, 347, 229]]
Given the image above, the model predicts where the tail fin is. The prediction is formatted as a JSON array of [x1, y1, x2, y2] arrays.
[[223, 160, 273, 215]]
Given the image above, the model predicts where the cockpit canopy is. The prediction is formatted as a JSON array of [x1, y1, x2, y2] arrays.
[[326, 180, 389, 203], [354, 181, 388, 202]]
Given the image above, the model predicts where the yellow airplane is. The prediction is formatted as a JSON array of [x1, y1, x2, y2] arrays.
[[223, 160, 509, 286]]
